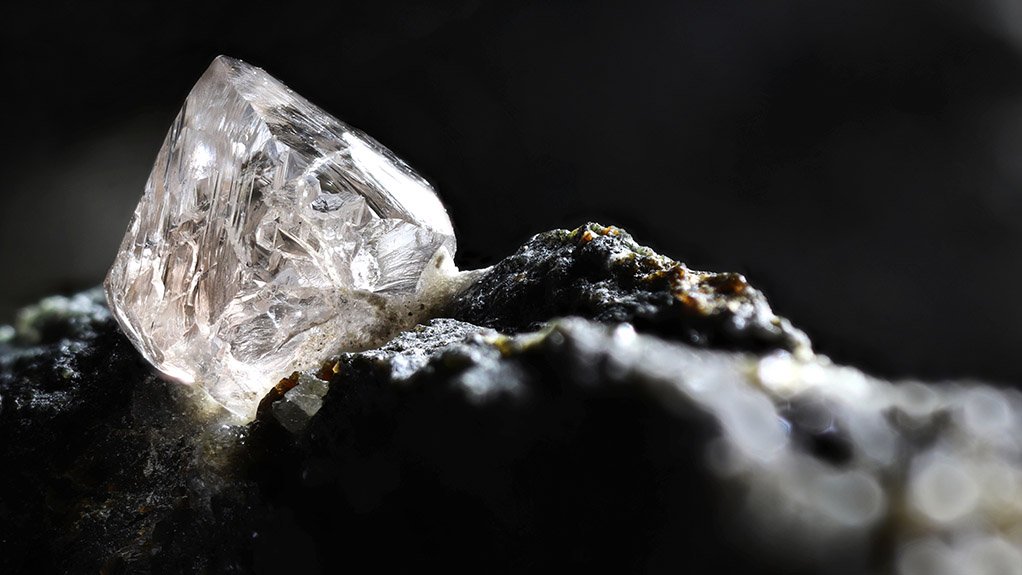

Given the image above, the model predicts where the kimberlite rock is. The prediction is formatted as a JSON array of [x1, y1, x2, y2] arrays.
[[2, 225, 1021, 574]]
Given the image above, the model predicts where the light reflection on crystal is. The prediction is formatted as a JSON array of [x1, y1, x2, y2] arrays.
[[105, 56, 459, 419]]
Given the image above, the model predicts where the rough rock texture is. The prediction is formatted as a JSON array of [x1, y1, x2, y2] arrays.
[[2, 225, 1017, 574], [451, 223, 811, 355], [0, 290, 259, 574]]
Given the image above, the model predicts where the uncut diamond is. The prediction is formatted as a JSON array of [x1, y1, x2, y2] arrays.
[[105, 56, 457, 419]]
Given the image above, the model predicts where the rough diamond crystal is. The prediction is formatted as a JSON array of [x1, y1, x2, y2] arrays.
[[105, 56, 461, 419]]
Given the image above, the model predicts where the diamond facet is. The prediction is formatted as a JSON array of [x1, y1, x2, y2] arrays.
[[105, 56, 459, 419]]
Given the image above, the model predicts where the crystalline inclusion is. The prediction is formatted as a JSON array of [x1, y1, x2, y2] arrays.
[[105, 56, 460, 419]]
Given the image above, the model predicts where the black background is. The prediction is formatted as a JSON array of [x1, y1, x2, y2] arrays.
[[3, 0, 1022, 386]]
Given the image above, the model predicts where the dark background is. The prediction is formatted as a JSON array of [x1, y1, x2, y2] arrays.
[[3, 0, 1022, 385]]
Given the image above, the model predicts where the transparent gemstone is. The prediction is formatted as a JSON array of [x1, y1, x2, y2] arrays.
[[105, 56, 458, 419]]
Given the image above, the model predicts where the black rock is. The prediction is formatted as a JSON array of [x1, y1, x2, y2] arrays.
[[451, 223, 810, 355], [0, 226, 823, 574], [0, 290, 261, 574]]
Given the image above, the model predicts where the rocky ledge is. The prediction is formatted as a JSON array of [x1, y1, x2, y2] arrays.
[[1, 224, 1019, 574]]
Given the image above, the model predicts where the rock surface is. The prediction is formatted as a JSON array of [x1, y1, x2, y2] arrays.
[[2, 225, 1019, 574], [0, 290, 259, 573], [451, 223, 810, 355]]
